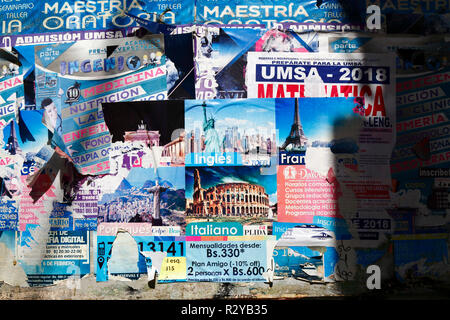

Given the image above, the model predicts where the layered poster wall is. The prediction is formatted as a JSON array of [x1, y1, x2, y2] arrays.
[[0, 0, 448, 291]]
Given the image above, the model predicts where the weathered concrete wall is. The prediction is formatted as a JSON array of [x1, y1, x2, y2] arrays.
[[0, 276, 350, 300]]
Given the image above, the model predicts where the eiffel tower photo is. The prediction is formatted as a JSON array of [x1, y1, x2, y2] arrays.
[[280, 98, 308, 152]]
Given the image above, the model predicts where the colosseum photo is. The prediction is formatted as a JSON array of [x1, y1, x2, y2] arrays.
[[186, 168, 274, 221]]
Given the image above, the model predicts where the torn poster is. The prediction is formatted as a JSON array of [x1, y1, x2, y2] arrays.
[[96, 226, 185, 282], [0, 147, 21, 231], [193, 25, 318, 100], [195, 0, 352, 28], [185, 98, 276, 167], [0, 110, 39, 230], [17, 227, 90, 287], [272, 225, 340, 282], [0, 231, 28, 287], [15, 110, 57, 231], [391, 66, 450, 222], [185, 221, 269, 237], [102, 100, 185, 167], [93, 100, 186, 235], [375, 0, 450, 35], [0, 0, 195, 36], [274, 97, 395, 245], [124, 0, 195, 35], [33, 34, 167, 175], [185, 237, 276, 282], [65, 178, 100, 230], [185, 166, 277, 228]]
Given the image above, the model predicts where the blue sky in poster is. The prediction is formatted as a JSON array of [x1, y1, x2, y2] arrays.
[[185, 166, 277, 203], [2, 110, 48, 155], [276, 97, 357, 145], [125, 166, 185, 190]]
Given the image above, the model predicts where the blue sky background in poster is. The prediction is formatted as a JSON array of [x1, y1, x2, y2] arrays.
[[104, 166, 185, 194], [0, 0, 195, 36], [185, 166, 277, 205], [391, 66, 450, 215], [276, 97, 358, 147]]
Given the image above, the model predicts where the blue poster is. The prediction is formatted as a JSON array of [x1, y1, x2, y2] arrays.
[[195, 0, 352, 28], [186, 240, 268, 282], [185, 98, 276, 167], [96, 234, 185, 282], [18, 226, 90, 287], [0, 0, 195, 36], [34, 34, 167, 175]]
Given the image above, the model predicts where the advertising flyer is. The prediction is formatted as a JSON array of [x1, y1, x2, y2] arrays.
[[1, 27, 144, 49], [96, 226, 185, 282], [0, 0, 195, 36], [185, 98, 276, 167], [195, 0, 351, 28], [272, 224, 340, 282], [185, 166, 277, 228], [34, 34, 167, 175], [17, 227, 90, 286], [275, 97, 357, 223], [186, 237, 275, 282], [102, 100, 185, 167], [0, 119, 22, 232], [0, 53, 23, 125], [193, 25, 319, 100], [391, 66, 450, 219], [1, 110, 48, 231], [94, 101, 186, 237], [273, 96, 395, 245], [246, 53, 396, 194]]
